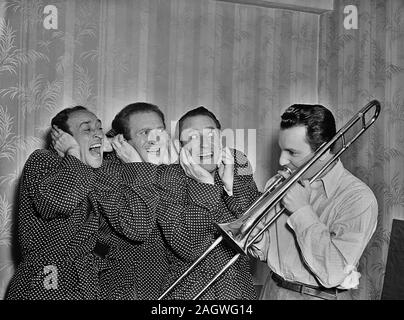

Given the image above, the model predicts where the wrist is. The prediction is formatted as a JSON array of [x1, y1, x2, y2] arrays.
[[200, 176, 214, 185], [223, 179, 233, 194], [67, 147, 80, 159], [223, 185, 233, 196]]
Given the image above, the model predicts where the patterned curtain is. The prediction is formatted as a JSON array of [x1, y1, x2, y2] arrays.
[[4, 0, 400, 300], [318, 0, 404, 299]]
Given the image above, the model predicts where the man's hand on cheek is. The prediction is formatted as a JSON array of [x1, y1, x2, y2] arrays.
[[180, 147, 214, 185], [218, 147, 234, 195]]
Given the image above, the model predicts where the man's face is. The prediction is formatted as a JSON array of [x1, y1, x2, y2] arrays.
[[127, 111, 165, 162], [67, 110, 104, 168], [278, 125, 318, 180], [180, 115, 222, 173]]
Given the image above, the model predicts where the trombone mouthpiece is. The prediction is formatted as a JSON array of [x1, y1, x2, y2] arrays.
[[265, 166, 293, 192], [281, 166, 293, 175]]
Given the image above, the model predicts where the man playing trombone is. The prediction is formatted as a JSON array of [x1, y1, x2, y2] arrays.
[[249, 104, 378, 300]]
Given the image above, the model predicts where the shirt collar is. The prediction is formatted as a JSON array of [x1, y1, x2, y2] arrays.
[[319, 159, 344, 198]]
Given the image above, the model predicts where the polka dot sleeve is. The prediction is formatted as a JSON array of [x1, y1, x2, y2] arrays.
[[24, 150, 96, 220], [157, 167, 228, 262], [121, 162, 158, 186], [90, 164, 158, 242], [187, 179, 223, 210]]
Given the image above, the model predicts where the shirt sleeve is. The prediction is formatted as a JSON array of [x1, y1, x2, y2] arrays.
[[23, 150, 96, 220], [286, 189, 378, 288], [90, 162, 158, 242], [247, 203, 282, 261]]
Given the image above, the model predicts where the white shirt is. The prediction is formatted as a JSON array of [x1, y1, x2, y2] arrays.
[[251, 161, 378, 289]]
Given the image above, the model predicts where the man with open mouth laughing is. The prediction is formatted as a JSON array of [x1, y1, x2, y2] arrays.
[[6, 106, 158, 300], [156, 106, 259, 300]]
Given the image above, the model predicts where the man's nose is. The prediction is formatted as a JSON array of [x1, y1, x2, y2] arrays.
[[146, 134, 158, 145], [279, 151, 290, 167], [200, 135, 213, 148], [93, 128, 103, 139]]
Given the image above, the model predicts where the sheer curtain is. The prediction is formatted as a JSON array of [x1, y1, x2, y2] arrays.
[[318, 0, 404, 299]]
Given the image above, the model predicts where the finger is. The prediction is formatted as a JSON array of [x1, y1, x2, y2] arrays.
[[297, 179, 305, 188], [292, 182, 305, 193], [58, 131, 68, 140], [225, 147, 234, 161], [281, 197, 286, 207], [53, 126, 63, 135], [118, 134, 126, 144], [218, 162, 224, 176], [303, 180, 311, 189], [185, 149, 200, 168], [112, 136, 122, 148], [180, 148, 191, 167], [222, 147, 234, 164], [173, 139, 181, 154], [168, 139, 179, 163], [179, 150, 190, 173], [51, 129, 61, 140], [111, 140, 121, 151], [120, 139, 131, 149]]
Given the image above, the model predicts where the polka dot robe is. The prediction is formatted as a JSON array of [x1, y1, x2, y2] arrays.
[[157, 149, 260, 300], [6, 148, 157, 300]]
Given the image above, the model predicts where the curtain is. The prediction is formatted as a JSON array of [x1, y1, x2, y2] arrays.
[[318, 0, 404, 299], [7, 0, 399, 299]]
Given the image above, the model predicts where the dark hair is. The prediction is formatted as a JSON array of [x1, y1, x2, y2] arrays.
[[51, 106, 88, 135], [178, 106, 221, 135], [110, 102, 165, 140], [280, 104, 336, 152]]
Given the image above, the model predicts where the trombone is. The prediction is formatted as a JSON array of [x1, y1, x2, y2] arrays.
[[158, 100, 381, 300]]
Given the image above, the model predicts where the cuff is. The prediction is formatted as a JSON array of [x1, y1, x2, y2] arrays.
[[339, 265, 361, 289], [188, 178, 223, 209], [287, 205, 319, 233], [248, 231, 269, 261], [223, 185, 233, 196]]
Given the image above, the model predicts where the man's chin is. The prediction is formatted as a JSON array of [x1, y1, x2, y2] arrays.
[[85, 155, 103, 168], [200, 163, 217, 173]]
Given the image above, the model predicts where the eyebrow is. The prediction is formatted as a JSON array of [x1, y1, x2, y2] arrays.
[[79, 121, 90, 128], [182, 126, 217, 134], [137, 125, 165, 133], [79, 120, 102, 128]]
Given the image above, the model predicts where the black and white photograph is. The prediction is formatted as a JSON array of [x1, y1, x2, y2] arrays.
[[0, 0, 403, 308]]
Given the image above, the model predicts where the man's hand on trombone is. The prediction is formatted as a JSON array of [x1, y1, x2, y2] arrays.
[[282, 180, 312, 215]]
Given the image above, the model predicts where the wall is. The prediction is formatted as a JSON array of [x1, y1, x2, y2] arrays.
[[0, 0, 327, 299]]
